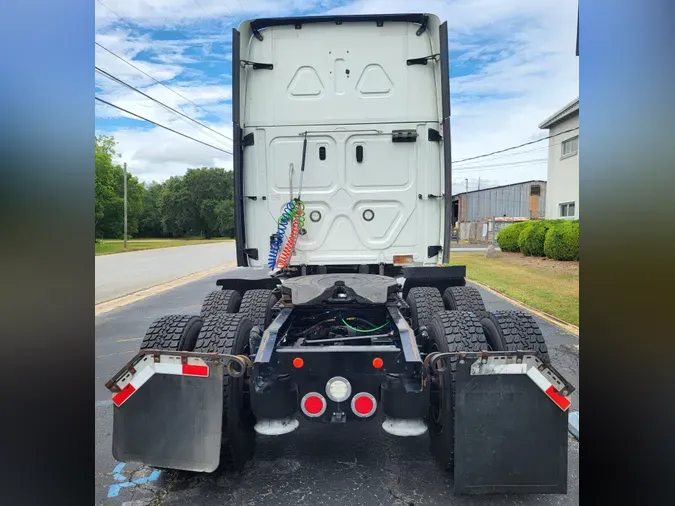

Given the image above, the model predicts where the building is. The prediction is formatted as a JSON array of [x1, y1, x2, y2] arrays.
[[538, 98, 579, 219], [452, 180, 546, 242], [452, 180, 547, 224]]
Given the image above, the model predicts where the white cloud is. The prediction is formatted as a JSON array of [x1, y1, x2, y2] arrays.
[[96, 0, 578, 189]]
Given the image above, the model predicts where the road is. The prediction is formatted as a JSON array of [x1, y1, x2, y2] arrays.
[[95, 267, 579, 505], [95, 241, 236, 304]]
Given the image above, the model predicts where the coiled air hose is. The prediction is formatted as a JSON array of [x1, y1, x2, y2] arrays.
[[268, 132, 308, 271], [276, 200, 304, 269]]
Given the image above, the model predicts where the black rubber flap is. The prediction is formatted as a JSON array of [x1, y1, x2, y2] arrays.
[[112, 365, 223, 472], [453, 359, 568, 494]]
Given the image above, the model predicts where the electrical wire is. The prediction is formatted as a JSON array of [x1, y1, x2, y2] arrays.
[[95, 66, 232, 146], [342, 319, 389, 334], [95, 0, 231, 103], [452, 127, 579, 164], [95, 97, 233, 155], [95, 42, 231, 132]]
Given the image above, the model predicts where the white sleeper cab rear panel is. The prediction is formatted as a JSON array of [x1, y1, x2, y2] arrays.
[[238, 16, 445, 267]]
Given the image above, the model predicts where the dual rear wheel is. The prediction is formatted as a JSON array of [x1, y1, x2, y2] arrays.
[[405, 285, 551, 469], [139, 287, 279, 472]]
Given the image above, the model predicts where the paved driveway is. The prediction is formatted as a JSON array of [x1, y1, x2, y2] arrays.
[[95, 242, 236, 304]]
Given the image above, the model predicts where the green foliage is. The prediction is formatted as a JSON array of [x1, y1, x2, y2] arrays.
[[544, 221, 579, 260], [517, 221, 552, 257], [496, 221, 530, 252], [95, 135, 236, 240]]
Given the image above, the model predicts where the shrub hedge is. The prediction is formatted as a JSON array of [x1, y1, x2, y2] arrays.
[[496, 221, 529, 252], [517, 221, 551, 256], [544, 221, 579, 260], [495, 219, 579, 260]]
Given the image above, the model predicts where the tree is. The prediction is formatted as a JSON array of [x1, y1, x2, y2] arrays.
[[139, 182, 165, 237], [94, 135, 145, 238]]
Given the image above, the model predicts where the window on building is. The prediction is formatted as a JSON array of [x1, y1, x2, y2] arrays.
[[530, 185, 541, 196], [559, 202, 576, 217], [561, 136, 579, 158]]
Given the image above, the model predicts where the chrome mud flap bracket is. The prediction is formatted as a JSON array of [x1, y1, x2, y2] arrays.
[[451, 352, 574, 495]]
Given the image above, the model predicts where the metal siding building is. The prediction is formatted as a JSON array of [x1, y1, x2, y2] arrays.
[[453, 180, 547, 224]]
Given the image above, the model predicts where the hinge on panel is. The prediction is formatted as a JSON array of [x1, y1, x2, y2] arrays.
[[244, 248, 259, 261], [242, 132, 254, 147], [392, 129, 418, 142], [407, 53, 440, 66], [428, 128, 443, 142], [246, 196, 257, 201], [427, 245, 442, 258], [241, 60, 273, 70], [252, 29, 263, 41], [416, 15, 429, 36]]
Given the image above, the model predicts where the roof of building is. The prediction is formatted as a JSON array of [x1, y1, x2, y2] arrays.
[[538, 97, 579, 130], [452, 179, 546, 198]]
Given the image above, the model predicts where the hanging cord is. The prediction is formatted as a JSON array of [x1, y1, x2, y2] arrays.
[[270, 132, 308, 271]]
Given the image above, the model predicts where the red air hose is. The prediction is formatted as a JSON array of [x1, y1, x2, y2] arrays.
[[276, 201, 304, 269]]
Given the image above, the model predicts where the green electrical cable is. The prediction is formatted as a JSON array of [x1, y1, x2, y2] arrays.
[[341, 319, 389, 333]]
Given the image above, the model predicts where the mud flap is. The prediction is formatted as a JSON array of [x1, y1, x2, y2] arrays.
[[110, 353, 224, 473], [453, 353, 573, 495]]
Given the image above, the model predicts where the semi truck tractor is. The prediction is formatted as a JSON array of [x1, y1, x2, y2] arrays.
[[106, 13, 574, 495]]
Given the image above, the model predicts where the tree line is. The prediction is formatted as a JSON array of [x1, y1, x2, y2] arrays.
[[95, 135, 235, 239]]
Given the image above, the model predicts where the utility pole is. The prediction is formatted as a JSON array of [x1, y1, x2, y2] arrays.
[[123, 162, 128, 249]]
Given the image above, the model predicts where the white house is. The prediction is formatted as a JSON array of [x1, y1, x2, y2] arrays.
[[538, 98, 579, 219]]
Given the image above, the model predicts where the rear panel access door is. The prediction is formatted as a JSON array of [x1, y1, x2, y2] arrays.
[[235, 15, 446, 268]]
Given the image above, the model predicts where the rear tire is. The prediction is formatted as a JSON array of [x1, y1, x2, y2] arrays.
[[140, 315, 203, 352], [426, 310, 488, 470], [200, 289, 242, 319], [442, 286, 485, 312], [193, 313, 256, 471], [406, 287, 445, 331], [239, 289, 277, 329], [478, 310, 550, 363]]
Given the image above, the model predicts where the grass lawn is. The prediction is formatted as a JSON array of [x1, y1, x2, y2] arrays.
[[450, 252, 579, 326], [95, 238, 234, 256]]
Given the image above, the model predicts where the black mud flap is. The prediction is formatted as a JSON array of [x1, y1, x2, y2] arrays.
[[453, 353, 573, 495], [109, 353, 224, 472]]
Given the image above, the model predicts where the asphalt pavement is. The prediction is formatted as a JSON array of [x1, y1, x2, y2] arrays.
[[95, 241, 237, 304], [95, 271, 579, 506]]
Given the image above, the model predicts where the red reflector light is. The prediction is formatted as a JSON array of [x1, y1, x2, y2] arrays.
[[293, 357, 304, 368], [545, 385, 572, 411], [112, 383, 136, 407], [351, 392, 377, 417], [301, 392, 326, 417], [372, 357, 383, 369], [182, 364, 209, 377]]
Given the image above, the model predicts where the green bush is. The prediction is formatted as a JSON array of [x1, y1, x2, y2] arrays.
[[544, 221, 579, 260], [496, 221, 530, 252], [518, 221, 552, 256]]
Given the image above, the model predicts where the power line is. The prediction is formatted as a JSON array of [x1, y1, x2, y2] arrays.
[[95, 42, 231, 130], [452, 127, 579, 164], [95, 0, 231, 102], [95, 66, 232, 145], [95, 97, 233, 155], [454, 158, 548, 171]]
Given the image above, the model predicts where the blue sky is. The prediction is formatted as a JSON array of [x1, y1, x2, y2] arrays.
[[95, 0, 578, 193]]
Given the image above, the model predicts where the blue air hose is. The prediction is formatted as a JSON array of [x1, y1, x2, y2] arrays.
[[268, 201, 296, 268]]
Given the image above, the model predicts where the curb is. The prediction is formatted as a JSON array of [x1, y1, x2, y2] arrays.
[[466, 278, 579, 337], [95, 262, 237, 315]]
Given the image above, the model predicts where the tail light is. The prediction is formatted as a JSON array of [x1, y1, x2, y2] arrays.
[[301, 392, 326, 417], [351, 392, 377, 418]]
